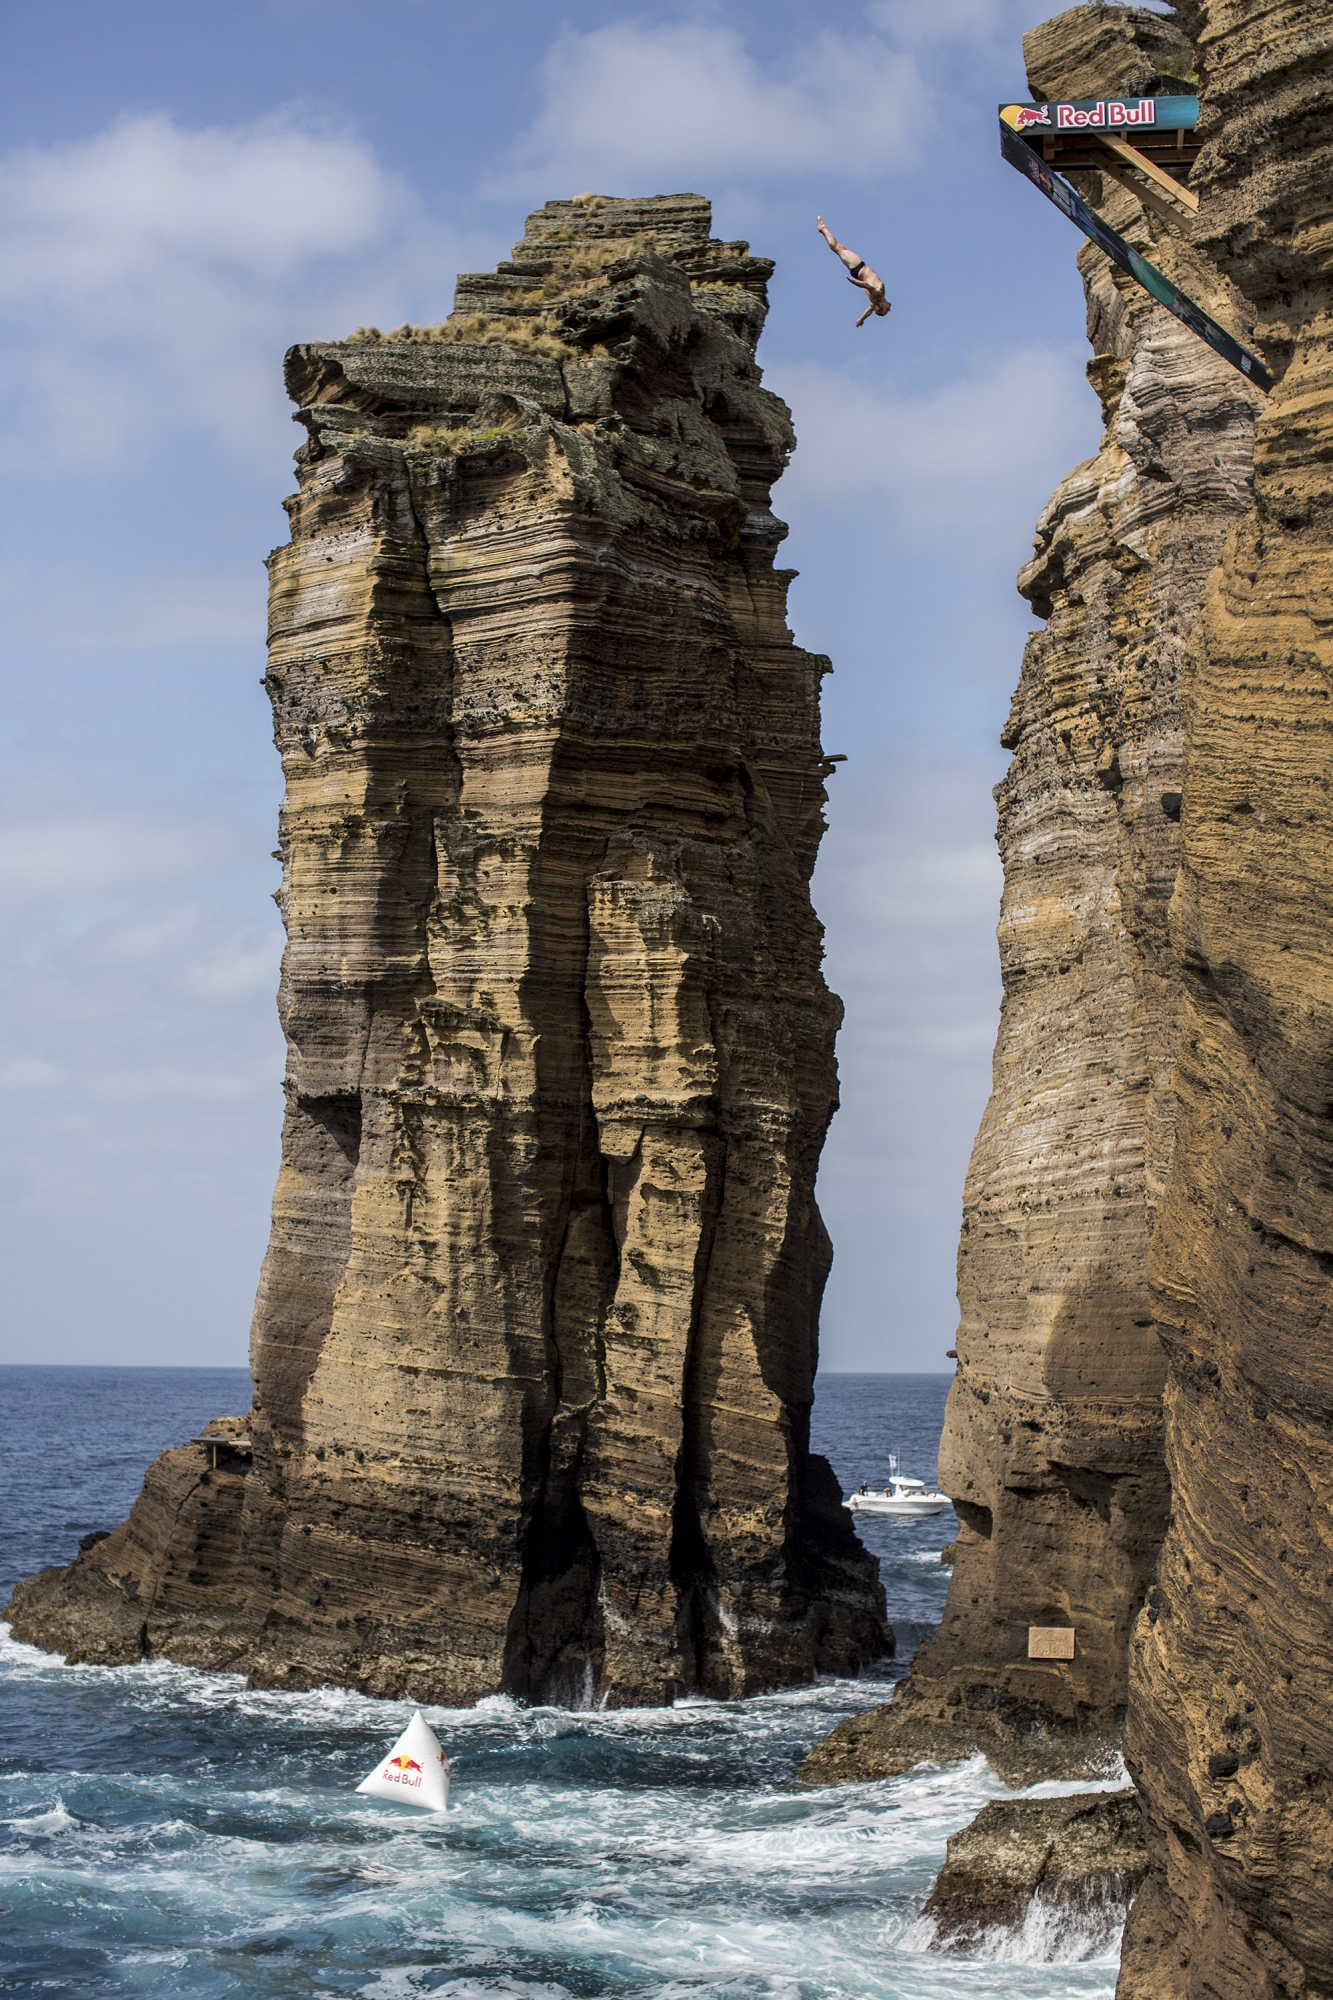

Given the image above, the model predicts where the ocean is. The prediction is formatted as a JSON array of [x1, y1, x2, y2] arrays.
[[0, 1368, 1122, 1997]]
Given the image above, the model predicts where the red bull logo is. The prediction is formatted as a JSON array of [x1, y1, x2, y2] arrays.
[[1001, 104, 1051, 132], [383, 1754, 423, 1786]]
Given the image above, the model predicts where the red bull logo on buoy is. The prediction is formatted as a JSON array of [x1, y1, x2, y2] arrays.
[[355, 1709, 452, 1812]]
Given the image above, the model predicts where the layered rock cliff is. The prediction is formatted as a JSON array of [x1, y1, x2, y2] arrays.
[[1118, 4, 1333, 1993], [799, 4, 1333, 1991], [803, 6, 1262, 1790], [7, 193, 886, 1707]]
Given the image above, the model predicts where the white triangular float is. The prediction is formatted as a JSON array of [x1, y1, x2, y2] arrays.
[[355, 1710, 451, 1811]]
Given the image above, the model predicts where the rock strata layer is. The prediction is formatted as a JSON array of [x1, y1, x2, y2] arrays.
[[802, 5, 1261, 1791], [1118, 4, 1333, 1993], [919, 1791, 1148, 1958], [6, 194, 886, 1707]]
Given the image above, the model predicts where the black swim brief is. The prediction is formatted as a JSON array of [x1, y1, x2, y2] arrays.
[[848, 260, 865, 278]]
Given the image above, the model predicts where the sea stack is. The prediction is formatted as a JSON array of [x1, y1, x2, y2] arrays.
[[6, 194, 886, 1705]]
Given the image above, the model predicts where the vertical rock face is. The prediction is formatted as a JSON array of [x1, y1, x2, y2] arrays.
[[6, 194, 886, 1706], [801, 6, 1261, 1790], [1119, 6, 1333, 1994]]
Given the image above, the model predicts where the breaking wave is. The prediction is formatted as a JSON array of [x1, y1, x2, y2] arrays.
[[1, 1622, 1123, 1999], [906, 1875, 1134, 1965], [0, 1370, 1125, 1997]]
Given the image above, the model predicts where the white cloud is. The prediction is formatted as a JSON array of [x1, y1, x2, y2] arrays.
[[869, 0, 1172, 52], [832, 833, 1000, 929], [868, 0, 1012, 46], [495, 2, 1086, 196], [0, 797, 281, 1362], [177, 929, 282, 1005], [80, 904, 282, 1005], [0, 560, 261, 650], [816, 765, 1003, 1028], [0, 814, 283, 1120], [0, 114, 395, 294], [0, 113, 488, 470], [770, 345, 1096, 537], [0, 1055, 63, 1094], [499, 20, 922, 191], [813, 759, 1004, 1361], [0, 810, 229, 915]]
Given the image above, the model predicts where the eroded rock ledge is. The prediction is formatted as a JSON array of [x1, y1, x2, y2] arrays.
[[6, 193, 886, 1707]]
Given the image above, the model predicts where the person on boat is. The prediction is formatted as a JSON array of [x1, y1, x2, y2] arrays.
[[817, 216, 891, 326], [858, 1481, 869, 1495]]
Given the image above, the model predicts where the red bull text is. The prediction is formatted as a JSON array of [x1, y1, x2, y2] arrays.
[[1057, 99, 1156, 128], [384, 1755, 423, 1786]]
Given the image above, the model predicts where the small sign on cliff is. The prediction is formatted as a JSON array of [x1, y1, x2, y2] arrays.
[[1028, 1626, 1076, 1660]]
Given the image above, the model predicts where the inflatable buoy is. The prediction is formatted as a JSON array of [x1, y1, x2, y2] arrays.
[[355, 1710, 451, 1811]]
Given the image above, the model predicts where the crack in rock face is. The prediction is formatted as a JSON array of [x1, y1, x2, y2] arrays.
[[4, 192, 887, 1708]]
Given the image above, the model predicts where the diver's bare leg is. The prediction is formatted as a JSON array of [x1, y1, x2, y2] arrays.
[[817, 215, 865, 277]]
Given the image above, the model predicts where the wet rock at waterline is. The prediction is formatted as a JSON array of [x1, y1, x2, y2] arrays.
[[798, 1677, 1127, 1791], [5, 193, 887, 1707], [918, 1791, 1148, 1959]]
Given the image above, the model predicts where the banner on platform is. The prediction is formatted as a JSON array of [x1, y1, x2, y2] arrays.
[[999, 124, 1273, 393], [999, 95, 1199, 133]]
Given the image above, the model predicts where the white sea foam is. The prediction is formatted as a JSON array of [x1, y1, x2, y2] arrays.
[[986, 1881, 1130, 1963], [0, 1797, 77, 1837], [904, 1887, 1128, 1967], [0, 1620, 1124, 1998], [361, 1980, 574, 1999]]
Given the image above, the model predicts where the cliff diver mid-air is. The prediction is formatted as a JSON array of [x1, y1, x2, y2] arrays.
[[817, 215, 891, 326]]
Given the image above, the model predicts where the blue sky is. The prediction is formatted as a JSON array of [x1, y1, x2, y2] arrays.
[[0, 0, 1141, 1370]]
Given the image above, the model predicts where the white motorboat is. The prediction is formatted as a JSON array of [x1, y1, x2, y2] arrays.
[[847, 1457, 950, 1519]]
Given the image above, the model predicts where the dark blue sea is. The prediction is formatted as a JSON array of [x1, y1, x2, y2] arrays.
[[0, 1369, 1121, 1997]]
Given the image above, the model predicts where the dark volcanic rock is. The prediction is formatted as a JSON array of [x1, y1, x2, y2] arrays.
[[920, 1791, 1148, 1957], [6, 193, 887, 1707]]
